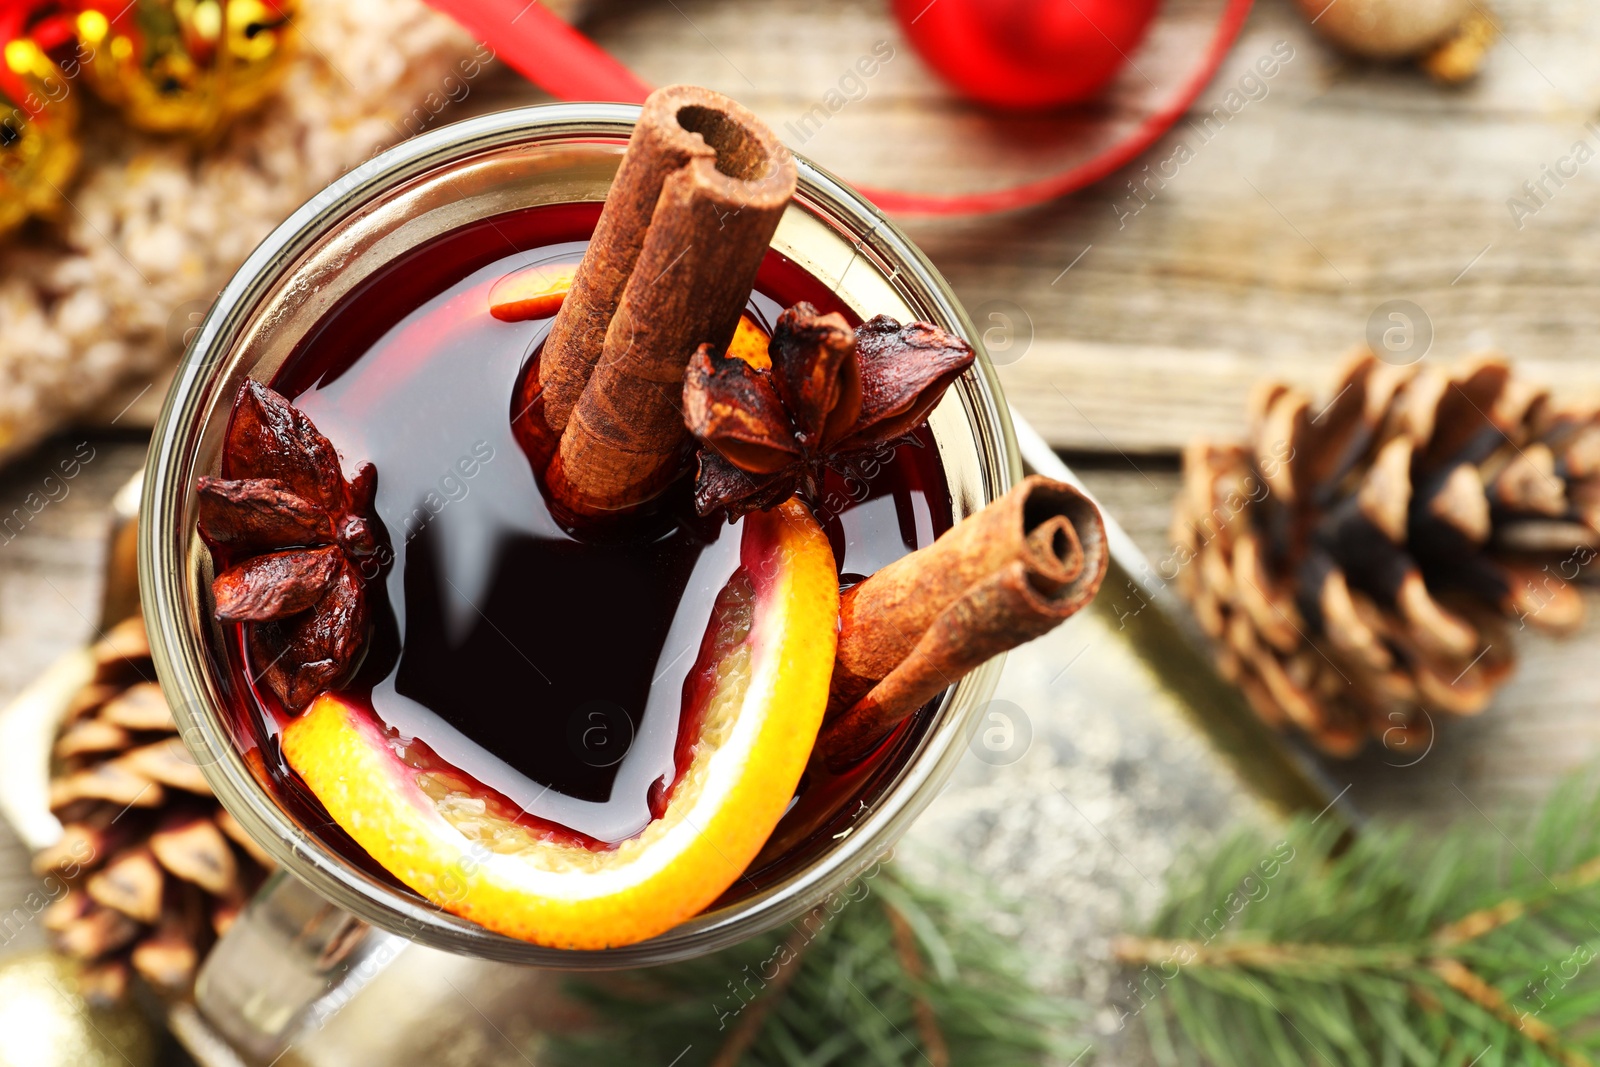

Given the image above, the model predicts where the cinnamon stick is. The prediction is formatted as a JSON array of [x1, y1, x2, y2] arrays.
[[540, 85, 797, 516], [818, 476, 1107, 770]]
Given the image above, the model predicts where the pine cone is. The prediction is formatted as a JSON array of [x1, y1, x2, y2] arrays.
[[34, 616, 273, 1005], [1173, 352, 1599, 755]]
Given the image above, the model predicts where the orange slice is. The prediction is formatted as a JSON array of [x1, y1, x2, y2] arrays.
[[282, 498, 838, 949], [727, 313, 771, 370], [488, 262, 579, 322]]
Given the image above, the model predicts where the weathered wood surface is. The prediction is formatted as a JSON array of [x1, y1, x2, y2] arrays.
[[0, 0, 1595, 1059], [99, 0, 1600, 454], [561, 0, 1600, 823], [579, 0, 1600, 452], [0, 441, 1275, 1066]]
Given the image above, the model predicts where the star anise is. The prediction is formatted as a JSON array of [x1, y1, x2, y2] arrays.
[[196, 381, 386, 711], [682, 304, 975, 519]]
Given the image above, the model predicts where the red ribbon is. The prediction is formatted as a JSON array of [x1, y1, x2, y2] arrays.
[[426, 0, 651, 105], [424, 0, 1254, 217]]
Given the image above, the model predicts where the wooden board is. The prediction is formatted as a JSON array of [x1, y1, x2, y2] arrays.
[[21, 0, 1590, 891], [104, 0, 1600, 453], [566, 0, 1600, 452], [0, 2, 1593, 1057], [560, 0, 1600, 825]]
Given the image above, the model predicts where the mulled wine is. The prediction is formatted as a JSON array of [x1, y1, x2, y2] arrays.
[[174, 88, 1105, 956], [219, 202, 954, 863]]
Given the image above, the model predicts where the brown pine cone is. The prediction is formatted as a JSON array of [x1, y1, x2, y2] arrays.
[[1173, 352, 1599, 756], [34, 616, 273, 1004]]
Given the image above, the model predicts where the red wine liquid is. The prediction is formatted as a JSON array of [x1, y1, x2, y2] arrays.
[[242, 203, 953, 852]]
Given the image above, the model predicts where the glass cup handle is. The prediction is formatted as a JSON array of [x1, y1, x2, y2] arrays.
[[195, 870, 408, 1062]]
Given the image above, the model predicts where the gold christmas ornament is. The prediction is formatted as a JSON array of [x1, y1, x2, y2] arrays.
[[1297, 0, 1467, 58], [1420, 10, 1498, 85], [0, 27, 81, 236], [76, 0, 298, 135], [1294, 0, 1495, 83], [0, 953, 156, 1067]]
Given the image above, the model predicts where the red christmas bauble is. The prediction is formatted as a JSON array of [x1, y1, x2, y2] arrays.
[[894, 0, 1162, 109]]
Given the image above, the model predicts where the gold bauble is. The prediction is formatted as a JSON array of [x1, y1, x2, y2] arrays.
[[0, 954, 156, 1067], [1294, 0, 1470, 59], [76, 0, 298, 135], [0, 36, 81, 237]]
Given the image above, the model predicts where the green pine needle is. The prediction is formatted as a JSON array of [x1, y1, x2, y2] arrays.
[[529, 772, 1600, 1066], [540, 869, 1083, 1067], [1121, 770, 1600, 1067]]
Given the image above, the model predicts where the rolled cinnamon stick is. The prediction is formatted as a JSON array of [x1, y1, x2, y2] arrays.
[[819, 476, 1108, 770], [542, 85, 797, 515]]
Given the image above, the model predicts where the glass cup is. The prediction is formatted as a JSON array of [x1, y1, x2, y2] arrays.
[[138, 102, 1020, 1052]]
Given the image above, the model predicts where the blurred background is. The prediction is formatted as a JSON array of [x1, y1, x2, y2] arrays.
[[2, 0, 1599, 1064]]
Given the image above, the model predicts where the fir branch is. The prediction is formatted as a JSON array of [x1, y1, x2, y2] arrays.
[[540, 870, 1082, 1067], [1122, 770, 1600, 1067], [709, 913, 822, 1067], [1436, 855, 1600, 947], [886, 902, 953, 1067]]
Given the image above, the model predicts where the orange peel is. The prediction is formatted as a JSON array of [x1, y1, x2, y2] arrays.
[[283, 497, 838, 949]]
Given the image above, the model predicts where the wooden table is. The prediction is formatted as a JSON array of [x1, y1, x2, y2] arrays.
[[551, 0, 1600, 827], [1, 0, 1597, 1061], [60, 0, 1600, 823]]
